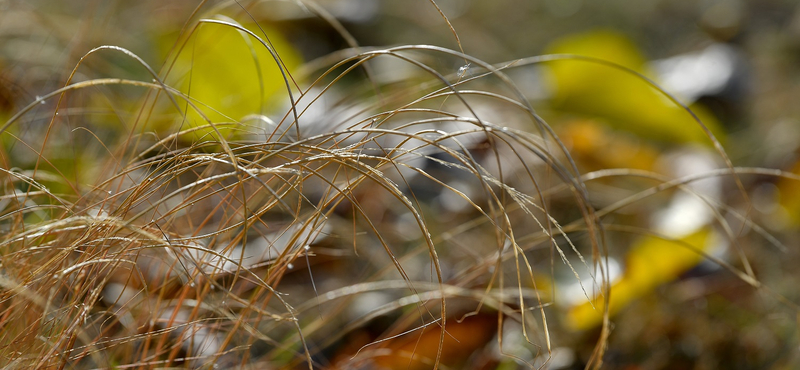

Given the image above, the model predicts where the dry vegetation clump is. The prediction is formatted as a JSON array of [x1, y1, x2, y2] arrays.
[[1, 1, 799, 369]]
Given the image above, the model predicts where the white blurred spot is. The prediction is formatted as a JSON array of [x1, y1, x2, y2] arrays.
[[395, 211, 423, 241], [184, 221, 330, 274], [438, 180, 473, 213], [651, 44, 738, 103], [559, 257, 621, 306], [653, 147, 721, 237], [348, 291, 392, 322]]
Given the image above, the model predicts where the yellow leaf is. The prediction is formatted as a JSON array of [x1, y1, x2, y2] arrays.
[[165, 20, 301, 140], [777, 161, 800, 226], [544, 30, 724, 145], [566, 228, 712, 330]]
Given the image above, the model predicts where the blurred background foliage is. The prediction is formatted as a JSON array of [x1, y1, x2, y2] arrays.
[[2, 0, 800, 369]]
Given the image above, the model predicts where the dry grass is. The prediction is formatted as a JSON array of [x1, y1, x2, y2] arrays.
[[1, 1, 798, 369]]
